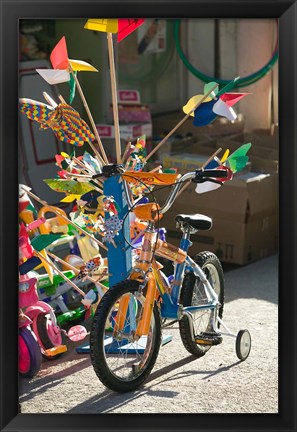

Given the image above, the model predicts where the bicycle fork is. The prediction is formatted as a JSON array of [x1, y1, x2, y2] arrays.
[[113, 224, 158, 339]]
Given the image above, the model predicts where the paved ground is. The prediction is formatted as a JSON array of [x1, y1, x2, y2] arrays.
[[19, 254, 278, 414]]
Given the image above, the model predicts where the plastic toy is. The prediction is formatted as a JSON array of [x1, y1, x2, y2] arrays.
[[18, 217, 91, 371], [18, 309, 42, 378], [19, 273, 67, 359]]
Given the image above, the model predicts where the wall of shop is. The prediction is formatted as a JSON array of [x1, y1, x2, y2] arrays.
[[20, 18, 278, 129], [186, 19, 277, 131]]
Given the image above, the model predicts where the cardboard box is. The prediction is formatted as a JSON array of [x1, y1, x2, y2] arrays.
[[218, 128, 279, 174], [152, 112, 245, 138], [155, 135, 217, 160], [161, 153, 209, 172], [118, 90, 141, 104], [162, 214, 278, 265], [153, 170, 278, 265], [96, 123, 152, 141], [114, 104, 152, 124]]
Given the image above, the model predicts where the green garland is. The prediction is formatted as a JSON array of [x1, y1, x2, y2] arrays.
[[173, 19, 278, 89]]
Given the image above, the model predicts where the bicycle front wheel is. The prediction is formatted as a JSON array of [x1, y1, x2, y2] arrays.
[[90, 280, 162, 393], [179, 251, 224, 357]]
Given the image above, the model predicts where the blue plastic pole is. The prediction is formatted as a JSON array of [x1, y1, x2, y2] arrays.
[[103, 175, 132, 287]]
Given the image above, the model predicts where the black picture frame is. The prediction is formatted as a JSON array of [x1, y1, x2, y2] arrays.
[[1, 1, 296, 431]]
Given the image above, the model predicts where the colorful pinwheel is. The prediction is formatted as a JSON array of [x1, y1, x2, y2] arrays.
[[19, 97, 95, 146], [36, 36, 98, 87], [183, 79, 250, 127], [195, 143, 252, 194], [84, 19, 145, 42], [43, 178, 96, 196]]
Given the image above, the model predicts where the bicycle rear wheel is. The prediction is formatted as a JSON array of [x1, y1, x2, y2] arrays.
[[90, 280, 162, 393], [179, 251, 224, 357]]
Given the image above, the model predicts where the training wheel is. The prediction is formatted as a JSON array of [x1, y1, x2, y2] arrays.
[[67, 325, 87, 342], [236, 329, 251, 361]]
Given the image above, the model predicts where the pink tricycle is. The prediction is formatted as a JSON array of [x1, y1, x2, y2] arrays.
[[18, 217, 87, 378]]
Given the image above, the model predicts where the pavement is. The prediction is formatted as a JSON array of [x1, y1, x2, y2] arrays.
[[19, 254, 278, 414]]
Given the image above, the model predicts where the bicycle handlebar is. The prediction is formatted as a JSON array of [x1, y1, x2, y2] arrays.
[[92, 164, 229, 216], [159, 168, 229, 215]]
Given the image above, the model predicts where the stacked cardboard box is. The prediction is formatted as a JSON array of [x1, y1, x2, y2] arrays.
[[217, 128, 279, 174], [155, 172, 278, 265], [96, 90, 153, 162], [153, 128, 279, 265]]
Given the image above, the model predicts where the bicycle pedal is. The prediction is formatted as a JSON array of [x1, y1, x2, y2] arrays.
[[44, 345, 67, 357], [195, 332, 223, 346]]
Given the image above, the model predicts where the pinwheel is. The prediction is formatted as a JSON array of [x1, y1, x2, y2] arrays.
[[43, 178, 96, 196], [19, 184, 37, 216], [36, 36, 98, 89], [18, 222, 63, 280], [101, 215, 123, 244], [84, 19, 145, 164], [84, 19, 145, 43], [36, 36, 108, 164], [183, 79, 250, 127], [19, 97, 95, 147], [125, 135, 147, 171], [77, 257, 102, 281], [224, 142, 252, 173], [195, 143, 252, 194]]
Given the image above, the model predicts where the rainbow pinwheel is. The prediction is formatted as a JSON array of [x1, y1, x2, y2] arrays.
[[36, 36, 98, 87], [84, 19, 145, 42], [183, 79, 250, 127], [19, 98, 95, 146], [196, 143, 252, 194]]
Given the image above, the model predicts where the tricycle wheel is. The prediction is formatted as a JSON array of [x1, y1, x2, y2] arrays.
[[236, 329, 251, 361], [36, 314, 64, 359], [19, 327, 42, 378]]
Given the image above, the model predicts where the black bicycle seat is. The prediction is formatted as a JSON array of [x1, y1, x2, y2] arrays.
[[175, 214, 212, 231]]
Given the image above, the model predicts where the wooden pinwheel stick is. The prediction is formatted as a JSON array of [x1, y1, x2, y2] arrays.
[[34, 250, 85, 297], [43, 91, 58, 108], [58, 94, 67, 104], [71, 157, 104, 187], [145, 83, 219, 162], [107, 32, 122, 164], [176, 181, 191, 199], [149, 165, 162, 173], [68, 64, 109, 166], [201, 147, 222, 169], [22, 187, 108, 251], [121, 141, 132, 164], [46, 251, 108, 292]]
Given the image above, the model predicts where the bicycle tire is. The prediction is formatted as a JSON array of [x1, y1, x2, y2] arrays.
[[19, 327, 42, 378], [179, 251, 224, 357], [90, 279, 162, 393]]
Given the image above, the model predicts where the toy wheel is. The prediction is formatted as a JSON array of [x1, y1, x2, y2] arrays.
[[36, 314, 64, 360], [179, 252, 224, 357], [19, 327, 42, 378], [236, 329, 251, 361]]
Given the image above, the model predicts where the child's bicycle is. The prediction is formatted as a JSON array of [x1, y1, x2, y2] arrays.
[[90, 166, 252, 392]]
